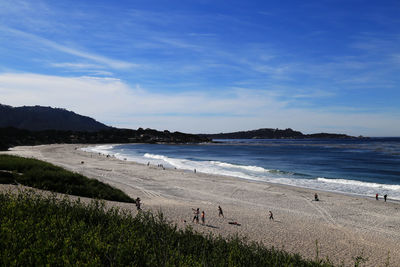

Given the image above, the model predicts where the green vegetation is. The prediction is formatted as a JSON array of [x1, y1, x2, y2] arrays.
[[0, 190, 335, 266], [0, 154, 134, 203]]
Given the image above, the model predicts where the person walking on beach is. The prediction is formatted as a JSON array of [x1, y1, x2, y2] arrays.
[[314, 193, 319, 201], [218, 205, 224, 218], [201, 211, 205, 225], [384, 194, 387, 202], [135, 197, 141, 210], [192, 208, 199, 223], [376, 193, 379, 200], [269, 211, 274, 221]]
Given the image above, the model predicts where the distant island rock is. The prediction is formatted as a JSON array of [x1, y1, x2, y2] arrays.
[[200, 128, 358, 140]]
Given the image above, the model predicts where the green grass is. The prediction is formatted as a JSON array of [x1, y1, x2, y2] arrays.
[[0, 191, 335, 266], [0, 154, 134, 203]]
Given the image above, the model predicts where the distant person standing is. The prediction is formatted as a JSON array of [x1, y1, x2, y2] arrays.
[[192, 208, 199, 223], [269, 211, 274, 221], [218, 205, 224, 218], [384, 194, 387, 202], [201, 211, 205, 225], [376, 193, 379, 200], [314, 193, 319, 201]]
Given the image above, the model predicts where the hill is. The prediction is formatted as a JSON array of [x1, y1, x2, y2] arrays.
[[201, 128, 356, 139], [0, 104, 210, 150], [0, 104, 110, 132]]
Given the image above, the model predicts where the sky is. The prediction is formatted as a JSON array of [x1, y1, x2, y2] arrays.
[[0, 0, 400, 136]]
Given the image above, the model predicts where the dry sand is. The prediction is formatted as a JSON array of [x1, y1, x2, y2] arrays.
[[2, 144, 400, 266]]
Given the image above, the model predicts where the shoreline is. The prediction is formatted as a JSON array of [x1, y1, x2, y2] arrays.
[[2, 144, 400, 266], [83, 143, 400, 203]]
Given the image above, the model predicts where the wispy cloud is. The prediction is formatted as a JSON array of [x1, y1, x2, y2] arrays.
[[0, 26, 137, 70], [151, 36, 204, 51], [49, 62, 113, 76], [50, 63, 103, 69]]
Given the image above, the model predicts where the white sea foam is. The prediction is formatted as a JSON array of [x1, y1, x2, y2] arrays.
[[81, 145, 116, 154], [317, 177, 400, 191], [144, 154, 270, 174], [210, 161, 269, 173], [144, 153, 266, 181], [144, 153, 169, 161]]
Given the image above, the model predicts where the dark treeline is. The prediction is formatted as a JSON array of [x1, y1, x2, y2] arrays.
[[0, 127, 210, 151], [200, 128, 358, 140]]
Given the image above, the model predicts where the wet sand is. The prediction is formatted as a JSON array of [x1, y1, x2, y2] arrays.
[[2, 144, 400, 266]]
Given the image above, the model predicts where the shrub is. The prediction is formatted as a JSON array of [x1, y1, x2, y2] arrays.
[[0, 155, 134, 203]]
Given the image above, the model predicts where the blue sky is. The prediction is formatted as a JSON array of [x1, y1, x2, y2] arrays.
[[0, 0, 400, 136]]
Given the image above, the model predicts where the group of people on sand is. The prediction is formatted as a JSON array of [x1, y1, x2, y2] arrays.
[[190, 205, 275, 226], [376, 193, 388, 202], [135, 190, 390, 230], [191, 205, 225, 225], [192, 208, 206, 224], [134, 198, 275, 226], [157, 164, 165, 170]]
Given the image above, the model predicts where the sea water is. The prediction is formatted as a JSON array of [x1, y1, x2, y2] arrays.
[[82, 138, 400, 200]]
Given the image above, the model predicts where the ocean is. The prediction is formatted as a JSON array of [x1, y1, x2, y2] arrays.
[[82, 138, 400, 200]]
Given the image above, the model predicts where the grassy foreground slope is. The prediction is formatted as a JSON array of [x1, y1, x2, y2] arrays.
[[0, 154, 134, 203], [0, 191, 334, 267]]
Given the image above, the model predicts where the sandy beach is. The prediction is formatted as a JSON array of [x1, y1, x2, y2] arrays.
[[2, 144, 400, 266]]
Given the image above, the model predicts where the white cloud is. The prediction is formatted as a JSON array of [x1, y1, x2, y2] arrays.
[[0, 72, 399, 136]]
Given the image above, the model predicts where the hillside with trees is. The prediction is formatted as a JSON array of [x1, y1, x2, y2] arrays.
[[0, 104, 110, 132], [0, 104, 209, 151]]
